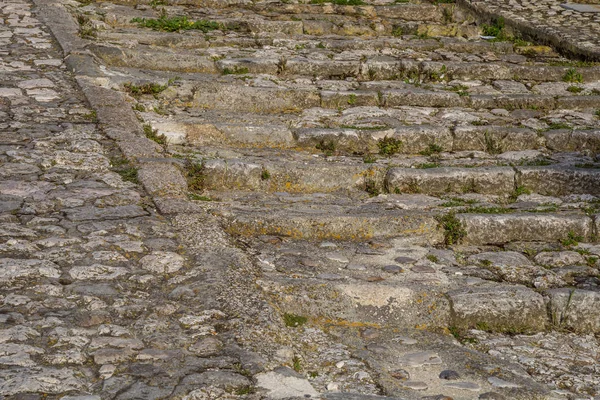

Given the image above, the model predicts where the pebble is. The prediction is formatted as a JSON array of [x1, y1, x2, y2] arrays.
[[382, 265, 403, 273], [411, 265, 436, 274], [326, 252, 349, 263], [390, 369, 410, 380], [394, 256, 417, 264], [398, 351, 443, 367], [487, 377, 521, 388], [400, 380, 428, 390], [439, 370, 460, 380]]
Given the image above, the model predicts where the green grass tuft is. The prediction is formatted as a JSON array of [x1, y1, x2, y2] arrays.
[[131, 16, 221, 32]]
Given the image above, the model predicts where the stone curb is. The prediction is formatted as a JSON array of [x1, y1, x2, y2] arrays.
[[32, 0, 191, 210]]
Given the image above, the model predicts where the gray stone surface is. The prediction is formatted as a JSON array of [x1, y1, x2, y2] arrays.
[[448, 284, 547, 332], [3, 0, 600, 398]]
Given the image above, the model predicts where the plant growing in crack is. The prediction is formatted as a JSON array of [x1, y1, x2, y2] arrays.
[[436, 211, 467, 246], [185, 159, 206, 192]]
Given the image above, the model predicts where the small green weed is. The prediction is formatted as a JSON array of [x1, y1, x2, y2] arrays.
[[292, 356, 302, 372], [575, 163, 600, 169], [377, 136, 402, 156], [464, 206, 512, 214], [448, 325, 478, 344], [481, 17, 506, 39], [520, 158, 553, 166], [392, 26, 403, 37], [316, 139, 336, 156], [563, 68, 583, 83], [185, 159, 206, 192], [484, 131, 503, 155], [567, 85, 584, 94], [110, 156, 138, 184], [143, 123, 167, 145], [133, 103, 146, 112], [222, 66, 250, 75], [131, 16, 221, 33], [475, 321, 490, 331], [415, 162, 440, 169], [436, 211, 467, 246], [83, 110, 97, 122], [419, 143, 443, 156], [561, 231, 583, 247], [365, 179, 380, 197], [284, 313, 307, 327], [510, 185, 531, 202], [546, 122, 571, 130], [363, 154, 377, 164], [426, 254, 439, 263], [124, 82, 168, 97], [77, 14, 96, 38], [261, 168, 271, 180], [188, 193, 213, 201], [235, 386, 255, 395]]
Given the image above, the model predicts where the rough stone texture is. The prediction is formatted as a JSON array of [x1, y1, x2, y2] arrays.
[[447, 284, 548, 332], [459, 214, 593, 244], [547, 288, 600, 333], [3, 0, 600, 398]]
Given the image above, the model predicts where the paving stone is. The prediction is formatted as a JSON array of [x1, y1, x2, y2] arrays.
[[400, 380, 429, 390], [398, 351, 442, 367], [64, 205, 148, 221], [444, 381, 480, 391], [447, 284, 547, 332], [439, 370, 461, 380]]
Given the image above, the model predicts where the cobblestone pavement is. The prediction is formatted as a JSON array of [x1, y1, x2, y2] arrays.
[[2, 0, 600, 399], [0, 1, 262, 398], [460, 0, 600, 60]]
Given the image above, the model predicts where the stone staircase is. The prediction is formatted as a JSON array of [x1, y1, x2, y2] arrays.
[[56, 0, 600, 398]]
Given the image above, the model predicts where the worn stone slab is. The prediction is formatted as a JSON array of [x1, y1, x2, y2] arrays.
[[64, 205, 148, 221], [448, 284, 547, 333], [548, 288, 600, 333], [459, 213, 593, 244], [560, 3, 600, 12]]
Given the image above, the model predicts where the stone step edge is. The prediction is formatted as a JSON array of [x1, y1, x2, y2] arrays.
[[89, 43, 600, 84], [213, 205, 596, 244]]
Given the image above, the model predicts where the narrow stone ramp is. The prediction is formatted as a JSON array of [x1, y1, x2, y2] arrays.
[[2, 0, 600, 399]]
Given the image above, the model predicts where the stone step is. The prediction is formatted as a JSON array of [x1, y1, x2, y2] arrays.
[[134, 76, 600, 114], [204, 194, 595, 244], [89, 2, 460, 36], [458, 212, 594, 244], [386, 165, 600, 197], [248, 234, 600, 336], [180, 147, 599, 198], [200, 157, 387, 194], [140, 103, 599, 155], [89, 43, 600, 85], [95, 29, 515, 55], [211, 199, 443, 242], [101, 0, 448, 21]]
